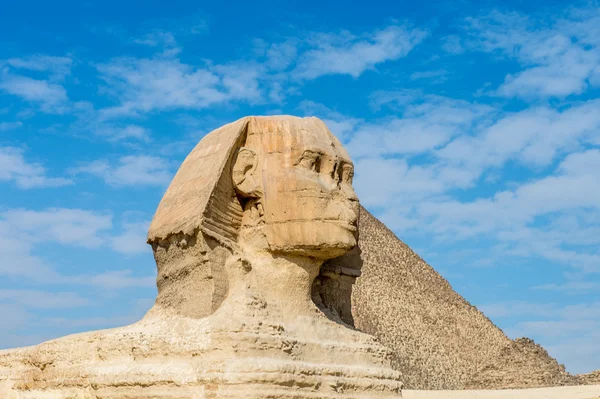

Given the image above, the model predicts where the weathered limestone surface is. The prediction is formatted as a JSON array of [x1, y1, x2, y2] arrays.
[[0, 116, 402, 398], [403, 385, 600, 399], [316, 209, 576, 390], [579, 370, 600, 385]]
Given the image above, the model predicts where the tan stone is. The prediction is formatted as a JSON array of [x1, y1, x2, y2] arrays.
[[579, 370, 600, 385], [403, 385, 600, 399], [0, 116, 402, 398]]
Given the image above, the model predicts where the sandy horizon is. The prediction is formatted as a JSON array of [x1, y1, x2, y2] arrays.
[[403, 385, 600, 399]]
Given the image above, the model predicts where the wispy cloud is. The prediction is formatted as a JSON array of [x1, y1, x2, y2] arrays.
[[4, 55, 73, 80], [437, 99, 600, 176], [0, 207, 155, 289], [96, 57, 262, 117], [534, 281, 600, 294], [0, 304, 31, 330], [70, 155, 174, 187], [347, 93, 493, 159], [72, 269, 155, 290], [133, 30, 181, 57], [412, 150, 600, 272], [39, 297, 154, 329], [464, 9, 600, 98], [409, 69, 448, 81], [0, 290, 90, 309], [0, 121, 22, 131], [133, 31, 177, 48], [294, 25, 428, 79], [95, 124, 151, 142], [0, 73, 69, 113], [1, 208, 112, 248], [0, 208, 110, 282], [440, 35, 465, 54], [479, 301, 557, 318], [91, 23, 428, 117], [0, 146, 72, 189], [110, 220, 151, 255]]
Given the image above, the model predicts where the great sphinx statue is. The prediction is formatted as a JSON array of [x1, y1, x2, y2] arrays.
[[0, 116, 403, 398]]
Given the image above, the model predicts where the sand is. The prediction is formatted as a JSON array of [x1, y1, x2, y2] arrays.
[[403, 385, 600, 399]]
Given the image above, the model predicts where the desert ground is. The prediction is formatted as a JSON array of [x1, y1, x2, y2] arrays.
[[404, 385, 600, 399]]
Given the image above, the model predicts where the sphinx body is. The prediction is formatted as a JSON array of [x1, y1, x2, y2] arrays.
[[0, 116, 402, 398]]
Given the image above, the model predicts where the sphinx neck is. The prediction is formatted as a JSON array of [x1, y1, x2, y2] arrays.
[[243, 249, 323, 317]]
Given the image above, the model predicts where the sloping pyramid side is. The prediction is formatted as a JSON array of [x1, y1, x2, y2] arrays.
[[319, 206, 575, 390]]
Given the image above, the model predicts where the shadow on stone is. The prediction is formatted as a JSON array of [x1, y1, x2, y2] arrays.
[[313, 245, 363, 328]]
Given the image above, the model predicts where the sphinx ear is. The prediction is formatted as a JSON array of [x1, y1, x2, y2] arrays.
[[232, 147, 262, 198]]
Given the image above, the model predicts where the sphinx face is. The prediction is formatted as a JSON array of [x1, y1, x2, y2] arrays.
[[244, 118, 359, 259]]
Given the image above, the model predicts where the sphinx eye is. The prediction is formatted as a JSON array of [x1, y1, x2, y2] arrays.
[[298, 152, 321, 172], [341, 164, 354, 184]]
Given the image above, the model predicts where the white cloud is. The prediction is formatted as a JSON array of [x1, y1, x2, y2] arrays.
[[133, 30, 181, 58], [95, 124, 151, 142], [409, 69, 448, 81], [0, 121, 22, 131], [0, 236, 60, 281], [0, 73, 69, 112], [478, 301, 556, 318], [0, 297, 155, 350], [0, 208, 155, 290], [110, 220, 151, 255], [133, 31, 177, 48], [297, 100, 362, 141], [4, 55, 73, 80], [0, 304, 31, 330], [437, 100, 600, 180], [515, 317, 599, 339], [294, 25, 428, 79], [40, 297, 154, 329], [1, 208, 113, 248], [71, 155, 174, 187], [354, 157, 445, 208], [498, 62, 594, 98], [0, 290, 90, 309], [369, 90, 416, 110], [408, 150, 600, 272], [72, 269, 155, 291], [93, 24, 427, 115], [464, 10, 600, 98], [256, 39, 298, 71], [0, 332, 57, 350], [441, 35, 465, 54], [0, 146, 73, 189], [96, 57, 262, 117], [418, 156, 599, 234], [346, 94, 493, 159], [535, 281, 600, 294]]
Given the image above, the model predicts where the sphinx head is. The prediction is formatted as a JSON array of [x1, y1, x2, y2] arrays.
[[146, 116, 359, 318], [149, 115, 359, 260], [232, 117, 359, 259]]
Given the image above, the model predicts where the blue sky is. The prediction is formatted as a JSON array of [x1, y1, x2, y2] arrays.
[[1, 0, 599, 374]]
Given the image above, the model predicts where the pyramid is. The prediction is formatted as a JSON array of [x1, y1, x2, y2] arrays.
[[316, 206, 577, 390]]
